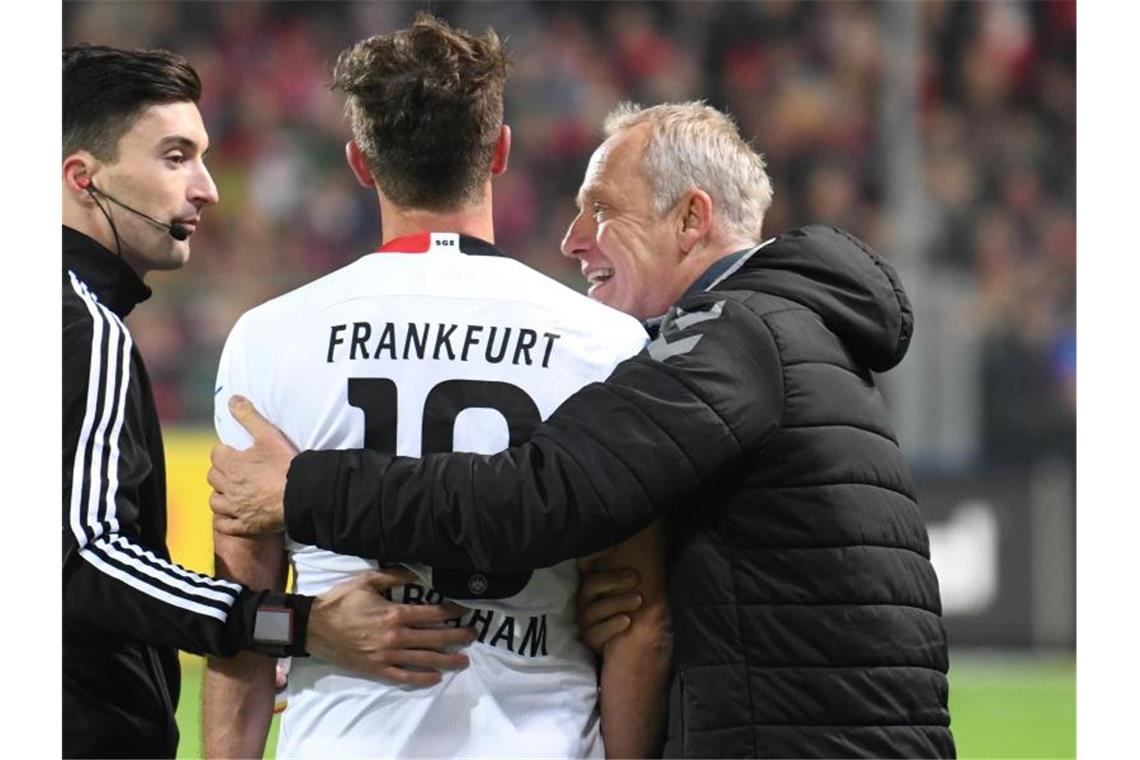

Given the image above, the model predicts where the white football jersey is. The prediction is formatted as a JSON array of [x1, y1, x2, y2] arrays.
[[214, 233, 648, 759]]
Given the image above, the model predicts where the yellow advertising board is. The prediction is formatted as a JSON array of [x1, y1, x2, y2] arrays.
[[163, 427, 218, 579], [163, 427, 219, 667]]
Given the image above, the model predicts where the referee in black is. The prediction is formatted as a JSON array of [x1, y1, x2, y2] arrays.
[[62, 45, 472, 758]]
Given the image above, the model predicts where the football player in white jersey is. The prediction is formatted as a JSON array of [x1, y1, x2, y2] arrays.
[[203, 14, 670, 760]]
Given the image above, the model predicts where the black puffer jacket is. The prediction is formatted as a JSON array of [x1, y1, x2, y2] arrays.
[[287, 225, 954, 758]]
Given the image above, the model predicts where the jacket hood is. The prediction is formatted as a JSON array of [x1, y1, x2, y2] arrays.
[[724, 224, 913, 372]]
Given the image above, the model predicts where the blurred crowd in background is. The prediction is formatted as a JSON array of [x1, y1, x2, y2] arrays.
[[64, 0, 1075, 475]]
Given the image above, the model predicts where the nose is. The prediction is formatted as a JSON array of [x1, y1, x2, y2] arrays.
[[560, 211, 596, 260], [190, 162, 220, 208]]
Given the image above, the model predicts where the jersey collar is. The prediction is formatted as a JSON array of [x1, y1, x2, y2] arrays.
[[374, 232, 506, 258], [63, 225, 152, 318]]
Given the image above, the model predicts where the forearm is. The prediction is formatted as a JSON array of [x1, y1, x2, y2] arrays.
[[286, 439, 649, 568], [284, 303, 784, 570], [586, 521, 671, 757], [600, 603, 673, 758], [204, 529, 286, 757], [285, 377, 738, 567], [61, 543, 262, 657], [203, 653, 276, 759]]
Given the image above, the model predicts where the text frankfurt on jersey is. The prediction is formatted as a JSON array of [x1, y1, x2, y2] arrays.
[[327, 321, 563, 369]]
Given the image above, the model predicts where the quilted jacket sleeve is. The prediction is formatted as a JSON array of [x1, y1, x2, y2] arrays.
[[285, 293, 784, 570]]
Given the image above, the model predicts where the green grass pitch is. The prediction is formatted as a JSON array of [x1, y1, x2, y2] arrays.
[[175, 652, 1075, 758]]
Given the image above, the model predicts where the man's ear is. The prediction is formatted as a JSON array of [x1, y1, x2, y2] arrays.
[[490, 124, 511, 176], [677, 188, 714, 254], [345, 140, 376, 188], [63, 153, 97, 196]]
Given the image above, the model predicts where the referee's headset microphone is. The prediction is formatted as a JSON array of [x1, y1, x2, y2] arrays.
[[77, 176, 191, 248]]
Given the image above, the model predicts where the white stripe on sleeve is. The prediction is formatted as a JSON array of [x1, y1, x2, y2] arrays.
[[67, 271, 241, 618], [67, 272, 104, 545], [78, 546, 229, 622], [110, 536, 242, 597]]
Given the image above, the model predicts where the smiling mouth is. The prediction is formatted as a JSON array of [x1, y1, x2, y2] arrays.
[[585, 268, 614, 292]]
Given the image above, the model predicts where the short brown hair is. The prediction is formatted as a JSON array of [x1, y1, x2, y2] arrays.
[[332, 13, 510, 211], [63, 44, 202, 161]]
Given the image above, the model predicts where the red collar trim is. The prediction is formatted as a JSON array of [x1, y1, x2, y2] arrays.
[[375, 232, 433, 254]]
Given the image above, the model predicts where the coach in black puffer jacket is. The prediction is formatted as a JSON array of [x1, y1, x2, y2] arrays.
[[280, 223, 954, 758]]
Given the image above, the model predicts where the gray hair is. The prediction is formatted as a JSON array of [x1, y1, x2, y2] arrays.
[[604, 101, 773, 242]]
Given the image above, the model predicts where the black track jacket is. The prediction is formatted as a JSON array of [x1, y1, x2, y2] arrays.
[[285, 225, 954, 758], [62, 227, 304, 758]]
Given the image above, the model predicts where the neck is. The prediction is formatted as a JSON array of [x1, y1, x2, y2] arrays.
[[62, 195, 117, 255], [706, 232, 760, 260], [377, 183, 496, 244], [668, 234, 759, 305], [62, 190, 156, 281], [686, 233, 757, 277]]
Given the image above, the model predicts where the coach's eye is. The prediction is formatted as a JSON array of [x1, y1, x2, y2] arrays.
[[165, 153, 186, 167], [591, 204, 606, 223]]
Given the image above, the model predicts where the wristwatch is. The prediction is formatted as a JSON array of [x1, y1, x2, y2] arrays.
[[252, 592, 314, 658]]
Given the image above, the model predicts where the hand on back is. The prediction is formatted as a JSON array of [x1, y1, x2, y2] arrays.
[[308, 568, 476, 686]]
